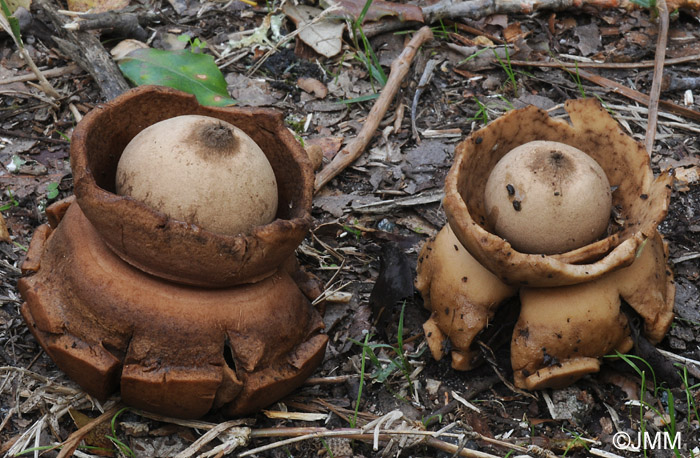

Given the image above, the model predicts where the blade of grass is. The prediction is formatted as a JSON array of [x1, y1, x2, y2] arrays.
[[351, 333, 371, 428]]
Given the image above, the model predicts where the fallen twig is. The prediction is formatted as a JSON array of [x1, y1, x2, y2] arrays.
[[131, 402, 535, 457], [590, 448, 625, 458], [61, 8, 158, 41], [242, 426, 503, 458], [0, 64, 82, 85], [508, 53, 700, 69], [351, 189, 444, 214], [0, 16, 60, 102], [644, 0, 670, 155], [173, 421, 250, 458], [477, 341, 537, 400], [421, 0, 699, 23], [657, 348, 700, 379], [0, 127, 71, 144], [0, 214, 9, 243], [446, 19, 506, 45], [412, 58, 440, 142], [314, 26, 434, 192], [38, 0, 130, 100], [574, 68, 700, 123]]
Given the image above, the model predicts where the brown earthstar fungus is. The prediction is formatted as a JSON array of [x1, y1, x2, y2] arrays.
[[445, 98, 672, 287], [18, 86, 328, 418], [416, 98, 675, 390]]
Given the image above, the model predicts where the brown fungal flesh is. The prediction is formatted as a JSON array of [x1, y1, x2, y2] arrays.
[[70, 85, 314, 287], [415, 224, 517, 370], [19, 202, 328, 418], [511, 230, 673, 390]]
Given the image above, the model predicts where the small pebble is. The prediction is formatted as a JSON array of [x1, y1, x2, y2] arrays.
[[377, 218, 395, 232]]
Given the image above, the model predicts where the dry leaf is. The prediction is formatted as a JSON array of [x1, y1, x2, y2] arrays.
[[110, 39, 148, 61], [503, 22, 524, 42], [67, 0, 128, 13], [483, 14, 508, 28], [574, 23, 601, 56], [305, 136, 344, 161], [473, 35, 495, 47], [336, 0, 423, 23], [0, 213, 10, 243], [297, 77, 327, 99], [599, 371, 640, 400], [674, 166, 699, 192], [283, 4, 344, 58], [68, 409, 115, 456], [557, 16, 577, 34]]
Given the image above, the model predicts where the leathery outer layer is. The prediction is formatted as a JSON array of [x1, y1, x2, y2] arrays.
[[511, 231, 674, 389], [416, 224, 516, 371], [19, 202, 328, 418], [416, 99, 675, 389]]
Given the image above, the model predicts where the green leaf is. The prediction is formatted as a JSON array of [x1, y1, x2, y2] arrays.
[[118, 49, 236, 107], [46, 182, 59, 200], [371, 358, 401, 383]]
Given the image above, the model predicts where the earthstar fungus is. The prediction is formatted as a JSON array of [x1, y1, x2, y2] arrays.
[[483, 140, 612, 255], [19, 86, 328, 418], [116, 114, 279, 236], [416, 99, 675, 389]]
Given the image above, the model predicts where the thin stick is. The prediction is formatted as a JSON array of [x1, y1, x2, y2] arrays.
[[314, 26, 434, 192], [241, 427, 502, 458], [644, 0, 670, 155], [657, 348, 700, 378], [508, 53, 700, 69], [412, 58, 440, 142], [421, 0, 700, 23], [574, 68, 700, 123], [0, 64, 82, 84], [0, 14, 60, 101], [173, 421, 249, 458]]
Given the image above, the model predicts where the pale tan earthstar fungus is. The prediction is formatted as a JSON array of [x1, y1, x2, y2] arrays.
[[416, 98, 675, 390], [19, 86, 328, 418]]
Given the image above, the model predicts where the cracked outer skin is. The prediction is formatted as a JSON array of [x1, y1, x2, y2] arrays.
[[19, 203, 328, 418], [419, 100, 675, 388]]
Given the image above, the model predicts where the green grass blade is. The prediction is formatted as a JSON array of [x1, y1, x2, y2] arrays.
[[0, 0, 22, 44]]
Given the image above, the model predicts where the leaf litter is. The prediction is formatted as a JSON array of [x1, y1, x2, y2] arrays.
[[1, 0, 700, 457]]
